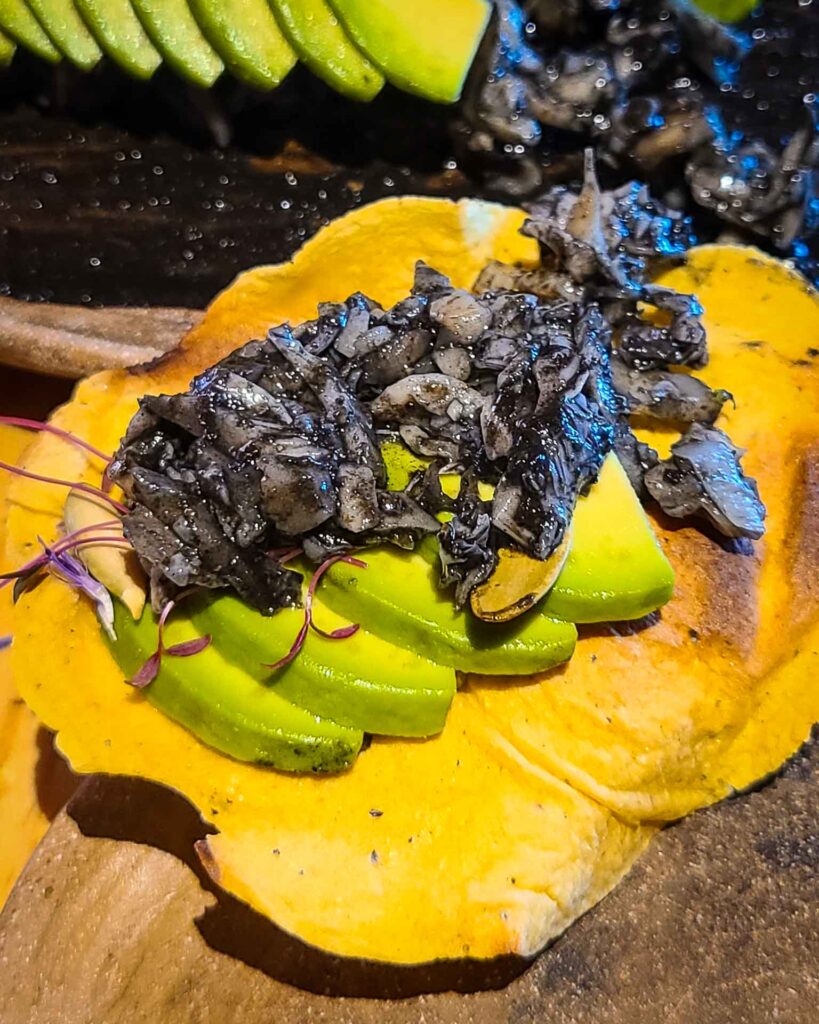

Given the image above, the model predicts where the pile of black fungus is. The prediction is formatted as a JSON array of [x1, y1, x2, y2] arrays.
[[110, 159, 765, 615], [456, 0, 818, 277]]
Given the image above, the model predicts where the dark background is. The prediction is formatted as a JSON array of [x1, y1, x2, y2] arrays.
[[0, 0, 815, 309]]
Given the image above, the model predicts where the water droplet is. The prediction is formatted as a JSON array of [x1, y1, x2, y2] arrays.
[[41, 170, 57, 185]]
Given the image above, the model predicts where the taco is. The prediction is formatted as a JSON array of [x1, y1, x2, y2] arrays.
[[3, 182, 818, 965]]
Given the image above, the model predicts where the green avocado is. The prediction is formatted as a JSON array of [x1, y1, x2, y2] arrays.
[[327, 0, 491, 103], [542, 453, 675, 623], [385, 439, 673, 625], [192, 591, 456, 737], [0, 0, 60, 62], [132, 0, 223, 88], [74, 0, 161, 79], [322, 549, 577, 675], [188, 0, 296, 90], [108, 603, 363, 773], [27, 0, 102, 69], [270, 0, 383, 100], [0, 26, 16, 64]]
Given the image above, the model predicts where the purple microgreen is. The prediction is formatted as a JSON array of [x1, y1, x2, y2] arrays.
[[165, 636, 212, 657], [126, 593, 211, 689], [307, 554, 366, 640], [12, 565, 43, 604], [128, 650, 161, 689], [0, 416, 111, 463], [41, 540, 116, 640], [0, 635, 11, 651], [267, 546, 303, 565], [0, 521, 127, 595], [264, 619, 309, 672], [314, 622, 360, 640], [0, 460, 128, 515], [264, 553, 366, 670]]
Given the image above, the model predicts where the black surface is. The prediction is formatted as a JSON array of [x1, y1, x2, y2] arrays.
[[0, 1, 814, 308], [0, 56, 469, 308]]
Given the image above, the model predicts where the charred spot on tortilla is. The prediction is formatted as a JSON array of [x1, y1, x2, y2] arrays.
[[110, 162, 764, 618]]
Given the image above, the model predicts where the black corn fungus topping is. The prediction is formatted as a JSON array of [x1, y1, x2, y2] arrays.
[[455, 0, 818, 272], [111, 164, 766, 615], [644, 424, 766, 539]]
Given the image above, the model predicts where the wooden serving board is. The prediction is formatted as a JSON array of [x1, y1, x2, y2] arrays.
[[0, 732, 816, 1023]]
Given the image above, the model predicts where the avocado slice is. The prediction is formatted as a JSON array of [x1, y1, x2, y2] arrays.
[[390, 439, 673, 625], [27, 0, 102, 70], [542, 453, 675, 623], [75, 0, 161, 79], [327, 0, 491, 102], [0, 26, 16, 64], [132, 0, 223, 88], [322, 548, 577, 675], [270, 0, 383, 101], [0, 0, 59, 61], [188, 0, 296, 91], [192, 592, 456, 737], [107, 604, 363, 773]]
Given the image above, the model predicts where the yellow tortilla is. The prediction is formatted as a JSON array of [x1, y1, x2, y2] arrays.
[[0, 426, 79, 906], [5, 198, 819, 962]]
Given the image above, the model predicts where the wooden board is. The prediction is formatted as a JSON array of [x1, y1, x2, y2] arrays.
[[0, 732, 816, 1022]]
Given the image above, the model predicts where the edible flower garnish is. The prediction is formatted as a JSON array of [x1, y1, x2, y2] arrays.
[[265, 555, 367, 672], [0, 635, 11, 651], [127, 595, 212, 689], [39, 540, 117, 640], [1, 521, 126, 601]]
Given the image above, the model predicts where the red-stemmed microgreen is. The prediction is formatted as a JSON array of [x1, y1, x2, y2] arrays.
[[0, 416, 111, 463], [264, 554, 366, 672], [264, 618, 311, 673], [267, 545, 303, 566], [0, 460, 128, 515], [127, 593, 212, 689], [306, 555, 367, 640]]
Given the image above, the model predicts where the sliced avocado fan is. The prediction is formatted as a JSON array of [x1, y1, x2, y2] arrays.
[[328, 0, 491, 102], [75, 0, 162, 80], [0, 0, 60, 62], [270, 0, 383, 101], [0, 0, 495, 104], [132, 0, 223, 88], [188, 0, 296, 91], [27, 0, 101, 70], [109, 604, 363, 773], [192, 592, 456, 738]]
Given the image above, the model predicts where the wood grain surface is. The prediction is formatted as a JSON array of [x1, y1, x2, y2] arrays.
[[0, 731, 816, 1023]]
